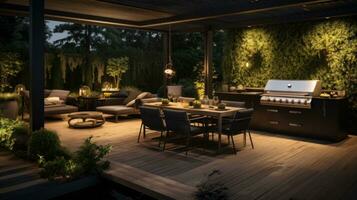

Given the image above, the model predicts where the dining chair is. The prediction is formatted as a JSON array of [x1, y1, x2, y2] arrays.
[[218, 108, 254, 154], [162, 109, 207, 155], [213, 100, 246, 142], [138, 106, 166, 147]]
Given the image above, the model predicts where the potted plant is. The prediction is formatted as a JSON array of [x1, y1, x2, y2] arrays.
[[106, 57, 129, 89], [0, 93, 19, 119]]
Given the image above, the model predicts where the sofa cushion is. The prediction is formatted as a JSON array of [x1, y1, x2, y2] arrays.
[[45, 105, 78, 116], [126, 92, 152, 107], [123, 89, 142, 104], [44, 97, 65, 107], [96, 106, 137, 115], [49, 90, 70, 101]]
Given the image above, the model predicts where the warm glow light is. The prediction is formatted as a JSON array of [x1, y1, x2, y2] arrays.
[[246, 62, 250, 67], [164, 68, 174, 76]]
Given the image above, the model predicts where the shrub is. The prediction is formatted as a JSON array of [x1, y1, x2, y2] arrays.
[[39, 136, 111, 181], [195, 170, 228, 200], [11, 123, 30, 151], [28, 129, 63, 160], [74, 136, 111, 175], [39, 156, 78, 181], [0, 117, 26, 151], [0, 93, 19, 102]]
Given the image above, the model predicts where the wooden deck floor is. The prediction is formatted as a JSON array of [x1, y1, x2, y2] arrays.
[[46, 117, 357, 200]]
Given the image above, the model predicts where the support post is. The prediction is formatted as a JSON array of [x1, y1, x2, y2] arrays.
[[29, 0, 45, 131], [203, 30, 213, 98], [162, 32, 170, 98]]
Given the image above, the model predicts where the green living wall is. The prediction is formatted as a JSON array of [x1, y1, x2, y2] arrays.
[[222, 17, 357, 131]]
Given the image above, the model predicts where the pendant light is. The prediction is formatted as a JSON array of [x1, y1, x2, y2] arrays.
[[164, 25, 175, 78]]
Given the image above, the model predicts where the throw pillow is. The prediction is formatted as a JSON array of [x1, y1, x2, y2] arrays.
[[49, 90, 70, 101]]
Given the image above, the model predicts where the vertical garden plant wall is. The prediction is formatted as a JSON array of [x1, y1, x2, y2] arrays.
[[222, 17, 357, 130]]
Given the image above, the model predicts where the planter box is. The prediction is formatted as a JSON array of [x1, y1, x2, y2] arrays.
[[0, 100, 18, 119]]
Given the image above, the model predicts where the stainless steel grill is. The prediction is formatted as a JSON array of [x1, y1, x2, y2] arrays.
[[260, 80, 321, 109]]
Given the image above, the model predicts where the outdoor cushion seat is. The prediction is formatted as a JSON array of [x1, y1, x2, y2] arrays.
[[96, 106, 136, 115], [96, 105, 138, 121], [45, 105, 78, 116]]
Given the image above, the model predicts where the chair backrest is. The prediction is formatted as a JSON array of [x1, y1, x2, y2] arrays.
[[178, 97, 195, 103], [221, 100, 245, 108], [163, 109, 190, 135], [229, 108, 254, 134], [140, 106, 165, 131]]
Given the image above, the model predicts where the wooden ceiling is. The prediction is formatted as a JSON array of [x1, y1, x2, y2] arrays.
[[1, 0, 357, 31]]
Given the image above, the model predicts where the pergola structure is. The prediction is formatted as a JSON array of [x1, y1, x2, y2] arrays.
[[1, 0, 357, 131]]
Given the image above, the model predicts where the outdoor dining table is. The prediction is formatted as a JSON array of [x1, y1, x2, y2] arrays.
[[143, 102, 244, 151]]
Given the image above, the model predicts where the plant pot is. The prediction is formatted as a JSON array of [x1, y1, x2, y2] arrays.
[[0, 100, 19, 119]]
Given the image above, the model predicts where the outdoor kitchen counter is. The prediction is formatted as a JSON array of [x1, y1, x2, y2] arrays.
[[216, 91, 348, 142]]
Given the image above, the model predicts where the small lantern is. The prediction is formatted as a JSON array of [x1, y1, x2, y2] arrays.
[[15, 84, 26, 95], [79, 85, 91, 97]]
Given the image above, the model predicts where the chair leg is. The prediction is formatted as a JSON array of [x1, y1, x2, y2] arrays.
[[243, 131, 247, 147], [162, 131, 169, 152], [231, 135, 237, 154], [115, 115, 118, 122], [158, 131, 163, 147], [248, 130, 254, 149], [137, 123, 143, 143], [227, 135, 230, 144], [143, 126, 146, 138]]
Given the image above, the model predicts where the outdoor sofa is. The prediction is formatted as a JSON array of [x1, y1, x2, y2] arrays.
[[21, 89, 78, 117], [96, 92, 156, 122]]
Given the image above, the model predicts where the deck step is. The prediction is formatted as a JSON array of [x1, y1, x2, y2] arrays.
[[103, 162, 196, 200]]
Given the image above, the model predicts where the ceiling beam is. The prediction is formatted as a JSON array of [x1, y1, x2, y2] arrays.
[[0, 0, 355, 32], [140, 0, 337, 27]]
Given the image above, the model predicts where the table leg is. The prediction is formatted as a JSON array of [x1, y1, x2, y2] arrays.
[[218, 115, 222, 151]]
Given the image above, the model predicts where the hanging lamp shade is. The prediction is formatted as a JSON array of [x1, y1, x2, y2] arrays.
[[164, 25, 175, 79]]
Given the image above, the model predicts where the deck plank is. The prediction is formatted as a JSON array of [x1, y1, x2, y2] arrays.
[[45, 118, 357, 200]]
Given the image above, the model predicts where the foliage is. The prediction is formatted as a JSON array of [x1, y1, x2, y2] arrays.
[[11, 123, 30, 151], [28, 129, 65, 160], [53, 23, 106, 86], [0, 52, 23, 92], [195, 81, 205, 100], [177, 79, 199, 98], [224, 18, 357, 90], [106, 57, 129, 89], [39, 136, 111, 181], [195, 170, 228, 200], [223, 17, 357, 129], [73, 136, 111, 175], [0, 93, 19, 102], [0, 117, 27, 151], [39, 156, 78, 181]]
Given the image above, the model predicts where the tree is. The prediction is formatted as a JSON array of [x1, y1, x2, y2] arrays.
[[106, 57, 129, 89], [0, 52, 23, 92], [53, 23, 105, 87]]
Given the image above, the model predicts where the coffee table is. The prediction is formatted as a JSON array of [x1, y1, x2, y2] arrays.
[[68, 111, 105, 129]]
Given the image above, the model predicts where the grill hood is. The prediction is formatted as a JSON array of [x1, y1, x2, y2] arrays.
[[264, 80, 321, 97]]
